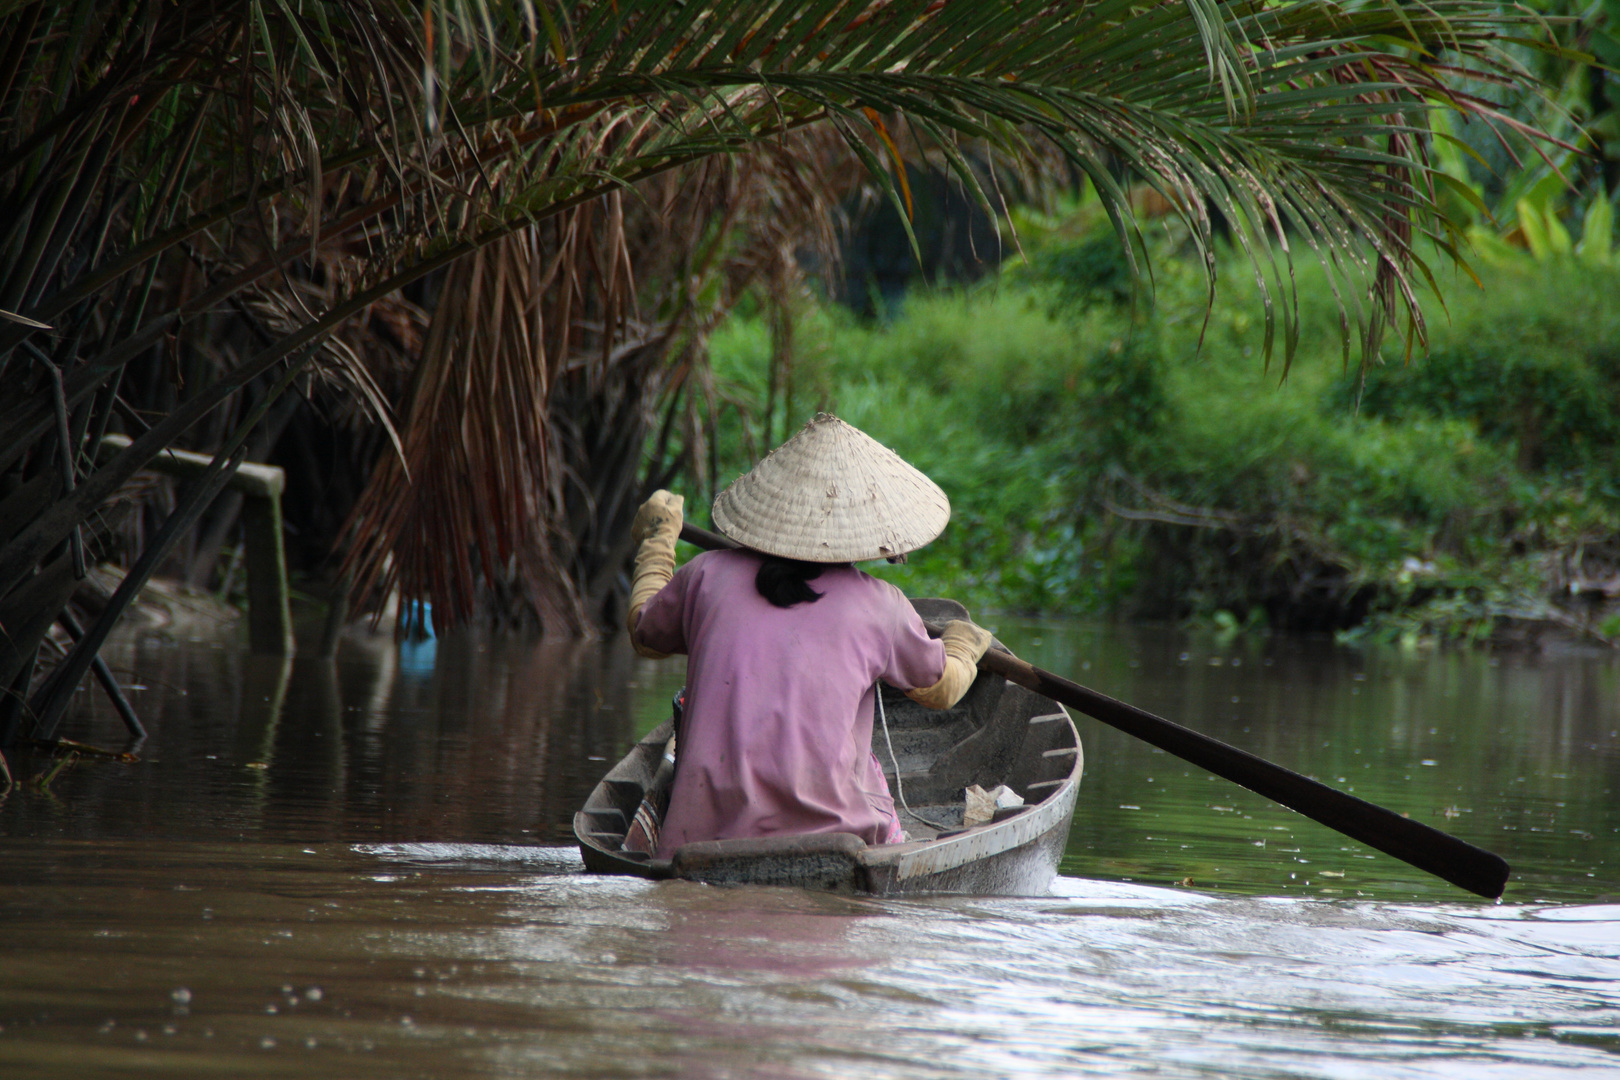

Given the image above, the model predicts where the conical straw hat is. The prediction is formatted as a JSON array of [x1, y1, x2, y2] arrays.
[[711, 414, 950, 562]]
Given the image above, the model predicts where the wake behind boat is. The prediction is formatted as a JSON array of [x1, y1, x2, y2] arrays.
[[575, 599, 1082, 896]]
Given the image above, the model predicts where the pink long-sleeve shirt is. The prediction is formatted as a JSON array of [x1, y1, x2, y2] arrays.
[[633, 548, 948, 856]]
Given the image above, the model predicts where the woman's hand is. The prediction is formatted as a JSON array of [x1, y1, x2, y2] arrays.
[[632, 489, 684, 545], [939, 619, 993, 662], [907, 620, 993, 710], [627, 490, 685, 658]]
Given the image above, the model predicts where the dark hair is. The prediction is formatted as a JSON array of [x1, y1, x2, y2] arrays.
[[755, 556, 829, 608]]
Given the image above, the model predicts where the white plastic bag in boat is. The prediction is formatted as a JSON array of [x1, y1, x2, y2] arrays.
[[963, 783, 1024, 827]]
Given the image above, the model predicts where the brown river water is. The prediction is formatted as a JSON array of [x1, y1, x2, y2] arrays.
[[2, 614, 1618, 1077]]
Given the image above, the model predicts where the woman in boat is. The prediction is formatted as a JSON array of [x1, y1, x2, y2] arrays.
[[626, 414, 993, 857]]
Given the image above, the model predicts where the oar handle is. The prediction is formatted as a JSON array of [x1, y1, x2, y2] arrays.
[[680, 523, 738, 550], [675, 520, 1510, 898]]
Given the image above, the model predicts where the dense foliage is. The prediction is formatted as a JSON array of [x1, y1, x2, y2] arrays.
[[0, 0, 1576, 747], [704, 209, 1620, 645]]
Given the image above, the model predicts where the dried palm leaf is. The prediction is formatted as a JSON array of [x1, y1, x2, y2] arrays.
[[342, 226, 578, 631]]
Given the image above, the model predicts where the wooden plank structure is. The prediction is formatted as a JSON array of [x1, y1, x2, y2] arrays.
[[576, 599, 1084, 896], [98, 434, 293, 656]]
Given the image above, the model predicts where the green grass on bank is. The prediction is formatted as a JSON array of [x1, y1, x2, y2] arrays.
[[701, 217, 1620, 644]]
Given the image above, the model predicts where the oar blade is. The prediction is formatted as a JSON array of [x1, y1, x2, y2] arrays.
[[985, 652, 1512, 899]]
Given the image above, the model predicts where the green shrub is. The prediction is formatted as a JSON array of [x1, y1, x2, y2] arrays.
[[696, 235, 1620, 638], [1327, 263, 1620, 476], [1022, 233, 1138, 308]]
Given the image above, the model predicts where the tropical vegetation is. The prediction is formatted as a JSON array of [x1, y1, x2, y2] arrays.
[[0, 0, 1570, 745], [701, 198, 1620, 646]]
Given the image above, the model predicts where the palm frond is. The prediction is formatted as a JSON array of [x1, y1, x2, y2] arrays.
[[3, 0, 1563, 373], [0, 0, 1567, 657], [339, 127, 850, 630]]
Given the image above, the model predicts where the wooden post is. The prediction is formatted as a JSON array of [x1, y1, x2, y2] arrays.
[[238, 484, 293, 655], [99, 435, 294, 656], [318, 570, 351, 659]]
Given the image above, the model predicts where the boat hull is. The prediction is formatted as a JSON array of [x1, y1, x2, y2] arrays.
[[574, 600, 1083, 896]]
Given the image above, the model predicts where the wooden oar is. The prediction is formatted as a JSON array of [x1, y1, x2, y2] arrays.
[[677, 522, 1510, 899]]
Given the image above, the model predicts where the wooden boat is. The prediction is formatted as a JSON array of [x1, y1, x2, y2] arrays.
[[574, 600, 1083, 896]]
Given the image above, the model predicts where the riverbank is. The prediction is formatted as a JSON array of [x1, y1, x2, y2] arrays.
[[705, 216, 1620, 649]]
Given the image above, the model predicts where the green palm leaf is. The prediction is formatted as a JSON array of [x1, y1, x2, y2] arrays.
[[9, 0, 1559, 375]]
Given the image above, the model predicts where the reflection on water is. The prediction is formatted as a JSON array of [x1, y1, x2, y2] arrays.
[[1, 617, 1617, 1078], [2, 630, 641, 845], [990, 620, 1620, 904]]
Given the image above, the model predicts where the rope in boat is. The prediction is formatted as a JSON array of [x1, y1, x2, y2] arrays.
[[876, 682, 955, 832]]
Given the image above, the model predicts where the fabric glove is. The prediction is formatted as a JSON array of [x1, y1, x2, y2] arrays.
[[906, 619, 994, 709], [627, 490, 684, 659]]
